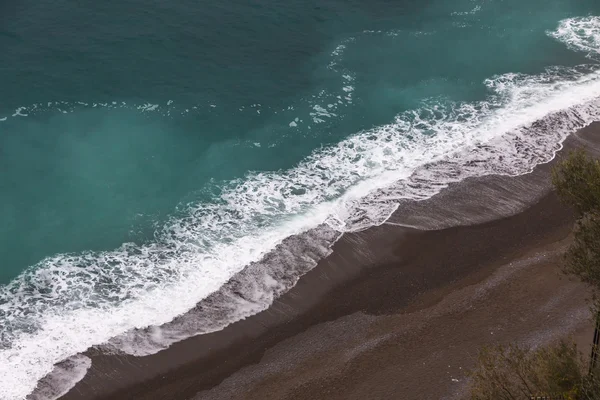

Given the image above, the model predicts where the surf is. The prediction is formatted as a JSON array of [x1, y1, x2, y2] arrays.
[[2, 15, 600, 400]]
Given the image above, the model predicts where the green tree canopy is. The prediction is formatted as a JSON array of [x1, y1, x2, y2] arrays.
[[551, 149, 600, 216], [565, 213, 600, 290], [469, 340, 591, 400], [470, 149, 600, 399], [552, 150, 600, 296]]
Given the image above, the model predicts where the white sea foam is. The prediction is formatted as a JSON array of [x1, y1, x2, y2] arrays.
[[451, 5, 482, 16], [2, 16, 600, 400], [28, 355, 91, 400], [328, 37, 355, 70], [310, 104, 337, 124], [106, 225, 341, 356], [12, 107, 28, 117], [550, 16, 600, 58], [137, 103, 159, 112]]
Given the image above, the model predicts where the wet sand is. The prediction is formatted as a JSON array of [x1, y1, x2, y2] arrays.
[[61, 124, 600, 400]]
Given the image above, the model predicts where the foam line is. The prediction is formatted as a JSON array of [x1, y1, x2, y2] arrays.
[[1, 16, 600, 400]]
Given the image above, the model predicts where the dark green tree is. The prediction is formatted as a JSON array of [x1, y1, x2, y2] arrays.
[[469, 340, 588, 400], [551, 149, 600, 216], [469, 149, 600, 399], [553, 150, 600, 375], [564, 213, 600, 290]]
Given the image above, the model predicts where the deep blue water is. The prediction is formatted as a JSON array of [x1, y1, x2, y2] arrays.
[[3, 0, 600, 398]]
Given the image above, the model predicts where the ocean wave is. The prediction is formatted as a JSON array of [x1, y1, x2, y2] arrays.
[[28, 356, 91, 400], [105, 225, 341, 355], [0, 81, 354, 139], [549, 16, 600, 59], [0, 100, 218, 122], [2, 15, 600, 400]]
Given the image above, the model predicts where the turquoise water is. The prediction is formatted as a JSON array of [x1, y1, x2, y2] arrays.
[[0, 0, 594, 282], [2, 0, 600, 398]]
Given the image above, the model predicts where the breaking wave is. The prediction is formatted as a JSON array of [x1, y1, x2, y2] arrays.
[[2, 15, 600, 400]]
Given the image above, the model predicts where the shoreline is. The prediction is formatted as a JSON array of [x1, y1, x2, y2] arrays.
[[59, 123, 600, 400]]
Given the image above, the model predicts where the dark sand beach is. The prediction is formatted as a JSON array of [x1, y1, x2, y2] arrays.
[[60, 124, 600, 400]]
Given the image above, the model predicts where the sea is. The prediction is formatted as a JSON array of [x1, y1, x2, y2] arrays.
[[2, 0, 600, 398]]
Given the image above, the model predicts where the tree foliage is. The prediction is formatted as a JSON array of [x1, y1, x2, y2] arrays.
[[564, 213, 600, 290], [553, 150, 600, 310], [551, 150, 600, 216], [469, 149, 600, 399], [469, 340, 600, 400]]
